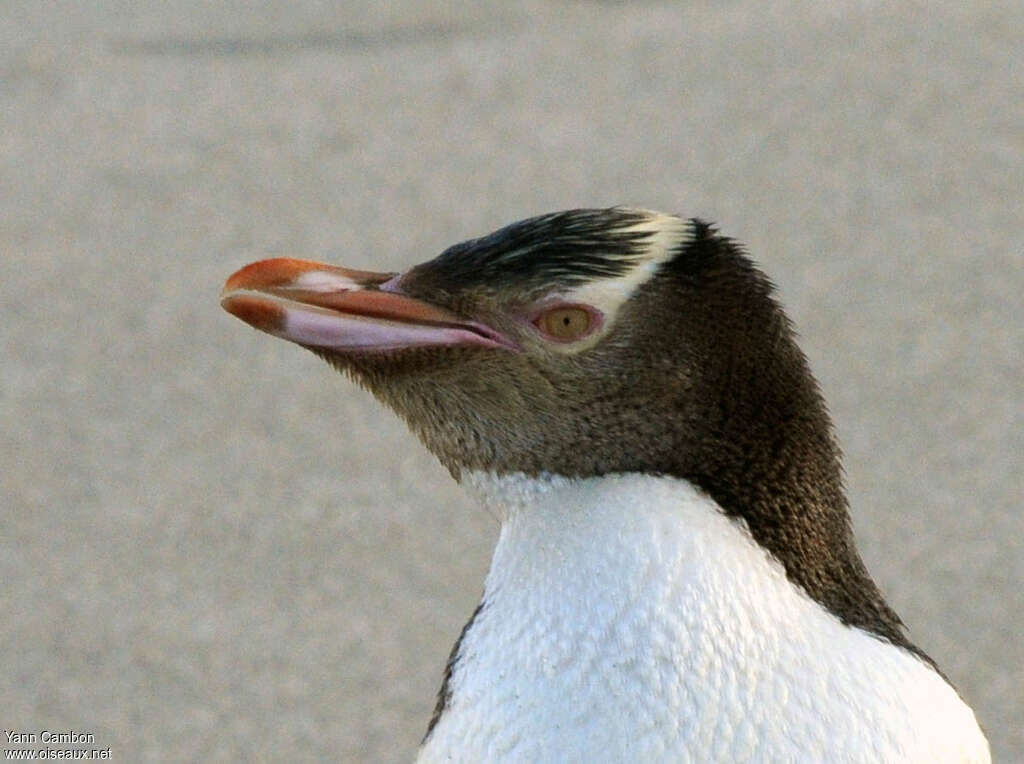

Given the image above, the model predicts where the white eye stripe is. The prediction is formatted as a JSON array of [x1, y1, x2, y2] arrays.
[[559, 211, 686, 319]]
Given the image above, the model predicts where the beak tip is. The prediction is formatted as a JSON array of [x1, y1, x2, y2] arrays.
[[221, 293, 287, 334], [223, 258, 303, 293]]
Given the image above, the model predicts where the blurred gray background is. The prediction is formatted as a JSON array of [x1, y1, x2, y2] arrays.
[[2, 1, 1020, 761]]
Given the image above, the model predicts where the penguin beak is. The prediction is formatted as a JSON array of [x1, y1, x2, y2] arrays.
[[221, 258, 516, 352]]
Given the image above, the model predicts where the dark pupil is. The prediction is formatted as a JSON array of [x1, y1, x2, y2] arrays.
[[563, 316, 571, 326]]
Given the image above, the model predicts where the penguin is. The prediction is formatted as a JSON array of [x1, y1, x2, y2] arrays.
[[222, 208, 990, 762]]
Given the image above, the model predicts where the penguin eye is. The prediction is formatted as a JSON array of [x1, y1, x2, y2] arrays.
[[533, 305, 598, 342]]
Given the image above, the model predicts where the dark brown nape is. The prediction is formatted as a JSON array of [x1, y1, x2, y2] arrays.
[[661, 221, 928, 661]]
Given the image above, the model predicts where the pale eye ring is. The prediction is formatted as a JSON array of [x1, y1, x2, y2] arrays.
[[532, 304, 602, 342]]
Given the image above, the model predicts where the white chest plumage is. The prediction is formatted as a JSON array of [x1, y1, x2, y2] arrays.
[[418, 473, 988, 763]]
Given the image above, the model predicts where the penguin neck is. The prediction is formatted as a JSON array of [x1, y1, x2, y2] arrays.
[[463, 471, 796, 609]]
